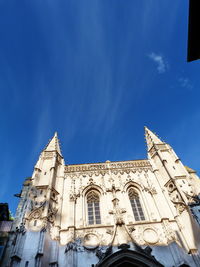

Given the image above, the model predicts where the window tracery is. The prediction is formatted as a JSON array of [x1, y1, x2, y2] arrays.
[[87, 191, 101, 225], [128, 188, 145, 221]]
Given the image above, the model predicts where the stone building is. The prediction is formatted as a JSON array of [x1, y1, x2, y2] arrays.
[[2, 127, 200, 267]]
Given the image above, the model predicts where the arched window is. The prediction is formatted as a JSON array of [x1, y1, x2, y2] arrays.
[[128, 188, 145, 221], [87, 191, 101, 225]]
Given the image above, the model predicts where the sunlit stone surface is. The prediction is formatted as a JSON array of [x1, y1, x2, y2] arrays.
[[2, 128, 200, 267]]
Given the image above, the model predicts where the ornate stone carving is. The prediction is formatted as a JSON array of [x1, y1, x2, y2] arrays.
[[76, 238, 85, 252], [16, 223, 26, 234], [106, 229, 114, 235], [162, 219, 176, 243], [48, 204, 58, 224], [144, 174, 157, 195], [109, 198, 126, 226], [132, 227, 144, 245], [69, 192, 80, 202], [65, 237, 85, 253], [165, 181, 186, 214], [132, 226, 163, 245], [88, 177, 96, 185], [142, 228, 159, 244], [43, 151, 54, 159], [174, 202, 186, 214], [96, 246, 112, 261], [144, 185, 157, 195], [64, 160, 152, 175], [83, 233, 100, 250], [128, 226, 135, 233], [65, 242, 77, 252], [106, 184, 120, 196], [27, 202, 45, 221]]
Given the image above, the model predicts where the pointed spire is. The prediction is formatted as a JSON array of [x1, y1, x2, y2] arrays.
[[44, 132, 62, 156], [144, 126, 163, 150]]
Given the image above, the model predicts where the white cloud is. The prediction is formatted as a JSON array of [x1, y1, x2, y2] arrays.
[[148, 52, 167, 73], [178, 77, 193, 90]]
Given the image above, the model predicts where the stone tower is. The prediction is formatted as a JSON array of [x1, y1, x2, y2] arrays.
[[2, 128, 200, 267]]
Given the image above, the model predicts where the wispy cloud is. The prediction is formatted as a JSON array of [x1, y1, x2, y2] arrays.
[[178, 77, 193, 90], [148, 52, 167, 73]]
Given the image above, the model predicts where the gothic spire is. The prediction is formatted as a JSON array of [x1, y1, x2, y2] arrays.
[[144, 126, 163, 150], [44, 132, 62, 156]]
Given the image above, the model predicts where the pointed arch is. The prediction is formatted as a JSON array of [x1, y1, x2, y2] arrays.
[[86, 190, 101, 225], [123, 181, 143, 193], [128, 188, 145, 221], [82, 184, 104, 196]]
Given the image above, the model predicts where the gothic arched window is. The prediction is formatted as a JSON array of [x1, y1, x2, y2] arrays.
[[128, 188, 145, 221], [87, 191, 101, 225]]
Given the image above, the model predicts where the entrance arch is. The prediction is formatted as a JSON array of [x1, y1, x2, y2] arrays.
[[97, 249, 164, 267]]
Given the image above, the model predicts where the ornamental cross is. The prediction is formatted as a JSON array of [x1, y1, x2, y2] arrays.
[[106, 184, 120, 198]]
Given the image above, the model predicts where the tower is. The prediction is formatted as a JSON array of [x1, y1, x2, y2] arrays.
[[5, 133, 65, 267], [145, 127, 200, 253], [145, 126, 200, 208]]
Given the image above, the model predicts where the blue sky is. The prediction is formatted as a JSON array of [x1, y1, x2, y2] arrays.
[[0, 0, 199, 214]]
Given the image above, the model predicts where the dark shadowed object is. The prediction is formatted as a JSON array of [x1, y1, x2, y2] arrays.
[[187, 0, 200, 61], [0, 204, 9, 221]]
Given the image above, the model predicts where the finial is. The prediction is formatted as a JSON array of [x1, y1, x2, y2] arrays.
[[43, 132, 62, 157], [144, 126, 163, 150]]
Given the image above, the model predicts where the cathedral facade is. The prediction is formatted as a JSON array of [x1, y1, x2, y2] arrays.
[[2, 127, 200, 267]]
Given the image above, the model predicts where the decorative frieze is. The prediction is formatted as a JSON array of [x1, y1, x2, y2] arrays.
[[64, 160, 152, 174], [42, 151, 54, 159]]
